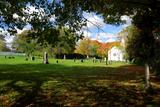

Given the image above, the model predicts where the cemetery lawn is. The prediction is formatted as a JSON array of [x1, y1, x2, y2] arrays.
[[0, 56, 160, 106]]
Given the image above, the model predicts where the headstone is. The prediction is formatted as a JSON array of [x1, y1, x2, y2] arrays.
[[25, 58, 28, 61], [104, 57, 108, 65], [63, 54, 66, 60], [95, 59, 97, 63], [43, 52, 49, 64], [31, 56, 35, 61], [93, 57, 96, 63], [100, 59, 102, 63]]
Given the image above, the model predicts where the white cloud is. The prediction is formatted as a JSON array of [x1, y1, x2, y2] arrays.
[[13, 13, 19, 19], [121, 15, 132, 27], [89, 37, 118, 43], [23, 4, 39, 14], [3, 24, 32, 43], [82, 31, 118, 43], [83, 12, 106, 29], [15, 24, 32, 34], [50, 16, 55, 22], [98, 32, 118, 43], [82, 30, 92, 38], [105, 38, 118, 43], [98, 32, 117, 39], [5, 36, 14, 43]]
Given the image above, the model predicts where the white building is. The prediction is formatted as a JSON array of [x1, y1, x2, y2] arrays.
[[108, 46, 125, 61]]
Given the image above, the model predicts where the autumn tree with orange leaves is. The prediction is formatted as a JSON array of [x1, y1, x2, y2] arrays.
[[75, 38, 121, 58]]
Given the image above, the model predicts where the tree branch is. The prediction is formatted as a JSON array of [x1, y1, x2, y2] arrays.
[[122, 0, 160, 8]]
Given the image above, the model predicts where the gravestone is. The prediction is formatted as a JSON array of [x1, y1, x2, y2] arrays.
[[100, 59, 102, 63], [31, 56, 35, 61], [25, 58, 28, 61], [93, 57, 96, 63], [63, 54, 66, 60], [81, 59, 84, 63], [43, 52, 49, 64], [104, 57, 108, 65]]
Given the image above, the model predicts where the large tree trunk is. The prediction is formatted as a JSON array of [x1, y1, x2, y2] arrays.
[[145, 63, 150, 89]]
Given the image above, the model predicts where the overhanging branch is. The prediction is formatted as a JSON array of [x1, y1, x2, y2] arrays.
[[122, 0, 160, 8]]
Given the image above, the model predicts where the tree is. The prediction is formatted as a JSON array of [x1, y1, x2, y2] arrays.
[[0, 40, 8, 51], [151, 28, 160, 76], [75, 38, 91, 57], [0, 35, 9, 51], [1, 0, 160, 30], [53, 27, 79, 56], [12, 27, 79, 58], [89, 40, 100, 57], [0, 0, 86, 36], [1, 1, 160, 43], [126, 25, 156, 89], [12, 30, 40, 57], [97, 43, 109, 58]]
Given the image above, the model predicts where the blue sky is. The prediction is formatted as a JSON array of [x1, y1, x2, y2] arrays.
[[82, 12, 131, 43]]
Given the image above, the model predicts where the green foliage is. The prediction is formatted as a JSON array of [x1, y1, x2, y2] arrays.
[[53, 27, 80, 55], [126, 25, 160, 75], [0, 35, 9, 51], [12, 30, 41, 56], [89, 40, 100, 56], [12, 27, 79, 57], [1, 0, 159, 33], [75, 38, 91, 56], [0, 40, 6, 51], [126, 26, 155, 63], [0, 0, 86, 35]]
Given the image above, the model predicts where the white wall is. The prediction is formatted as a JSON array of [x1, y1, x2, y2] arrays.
[[108, 47, 125, 61]]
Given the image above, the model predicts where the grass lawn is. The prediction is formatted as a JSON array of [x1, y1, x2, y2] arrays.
[[0, 56, 160, 107]]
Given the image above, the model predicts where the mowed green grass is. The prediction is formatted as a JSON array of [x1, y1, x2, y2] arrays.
[[0, 56, 160, 107]]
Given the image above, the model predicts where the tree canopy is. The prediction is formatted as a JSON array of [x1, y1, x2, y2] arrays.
[[0, 34, 9, 51], [12, 30, 40, 56], [1, 0, 160, 34], [12, 27, 79, 57]]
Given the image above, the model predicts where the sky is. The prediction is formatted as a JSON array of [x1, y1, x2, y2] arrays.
[[4, 11, 131, 44], [82, 12, 131, 43]]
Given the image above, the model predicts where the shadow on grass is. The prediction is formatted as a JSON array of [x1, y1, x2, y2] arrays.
[[0, 64, 159, 106]]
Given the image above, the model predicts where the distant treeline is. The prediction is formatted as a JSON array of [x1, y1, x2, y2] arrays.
[[0, 52, 25, 56], [55, 53, 102, 59]]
